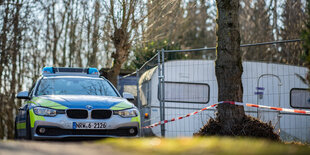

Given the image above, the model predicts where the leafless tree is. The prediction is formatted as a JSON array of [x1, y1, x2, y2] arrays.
[[103, 0, 158, 86], [88, 0, 100, 67]]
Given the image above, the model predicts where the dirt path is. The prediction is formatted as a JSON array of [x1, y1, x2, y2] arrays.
[[0, 140, 128, 155]]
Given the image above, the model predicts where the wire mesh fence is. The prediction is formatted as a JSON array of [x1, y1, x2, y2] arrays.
[[119, 39, 310, 142]]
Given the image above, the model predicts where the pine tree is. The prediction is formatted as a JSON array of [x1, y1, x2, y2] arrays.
[[281, 0, 305, 65], [301, 0, 310, 86], [240, 0, 275, 62], [181, 0, 215, 49]]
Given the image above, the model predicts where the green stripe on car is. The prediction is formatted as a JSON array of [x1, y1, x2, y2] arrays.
[[110, 101, 133, 110], [32, 97, 68, 110], [26, 100, 38, 106], [131, 115, 141, 127], [29, 109, 45, 128], [16, 122, 26, 129]]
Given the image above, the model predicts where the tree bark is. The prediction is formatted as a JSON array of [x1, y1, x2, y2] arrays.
[[107, 47, 130, 86], [0, 1, 9, 139], [8, 0, 21, 139], [107, 27, 131, 86], [51, 1, 67, 66], [62, 7, 70, 67], [86, 14, 92, 67], [69, 11, 77, 67], [77, 15, 84, 67], [89, 0, 100, 67], [273, 0, 279, 41], [43, 6, 51, 67], [215, 0, 245, 131], [51, 2, 58, 66], [104, 0, 139, 87]]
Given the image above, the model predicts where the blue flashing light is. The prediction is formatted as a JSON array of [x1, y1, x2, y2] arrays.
[[88, 68, 99, 75], [42, 67, 54, 74]]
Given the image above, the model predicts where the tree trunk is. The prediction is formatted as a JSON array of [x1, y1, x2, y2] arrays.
[[107, 26, 131, 87], [62, 10, 70, 67], [89, 1, 100, 67], [43, 7, 51, 67], [273, 0, 279, 41], [51, 2, 58, 66], [77, 18, 84, 67], [0, 1, 9, 89], [51, 1, 67, 67], [8, 0, 21, 139], [0, 1, 9, 139], [107, 48, 129, 87], [215, 0, 245, 131], [69, 14, 76, 67], [86, 17, 92, 67]]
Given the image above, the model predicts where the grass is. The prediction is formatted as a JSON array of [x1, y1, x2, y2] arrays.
[[98, 137, 310, 155]]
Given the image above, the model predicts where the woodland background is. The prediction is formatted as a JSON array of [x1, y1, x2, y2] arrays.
[[0, 0, 306, 139]]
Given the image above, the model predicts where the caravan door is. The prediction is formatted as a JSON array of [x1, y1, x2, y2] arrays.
[[257, 75, 282, 132]]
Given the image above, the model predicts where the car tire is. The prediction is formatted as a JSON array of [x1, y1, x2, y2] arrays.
[[25, 112, 32, 140]]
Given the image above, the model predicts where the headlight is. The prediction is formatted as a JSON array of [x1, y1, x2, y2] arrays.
[[33, 107, 57, 117], [114, 108, 138, 118]]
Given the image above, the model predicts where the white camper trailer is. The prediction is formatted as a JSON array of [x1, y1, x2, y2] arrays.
[[139, 60, 310, 142]]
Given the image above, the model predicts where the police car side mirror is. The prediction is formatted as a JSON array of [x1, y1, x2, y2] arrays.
[[16, 91, 30, 99], [123, 92, 135, 101]]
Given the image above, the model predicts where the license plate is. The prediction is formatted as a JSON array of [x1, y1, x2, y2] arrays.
[[73, 122, 107, 129]]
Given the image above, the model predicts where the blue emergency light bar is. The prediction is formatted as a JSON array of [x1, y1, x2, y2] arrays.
[[42, 67, 54, 74], [88, 68, 99, 75], [42, 67, 99, 77]]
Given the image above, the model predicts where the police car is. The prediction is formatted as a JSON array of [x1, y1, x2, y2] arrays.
[[15, 67, 140, 140]]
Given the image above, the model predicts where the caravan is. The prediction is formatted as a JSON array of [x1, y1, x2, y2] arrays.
[[139, 60, 310, 142]]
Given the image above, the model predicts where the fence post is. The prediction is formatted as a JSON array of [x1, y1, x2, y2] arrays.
[[161, 48, 166, 137], [136, 69, 142, 137], [157, 50, 165, 137]]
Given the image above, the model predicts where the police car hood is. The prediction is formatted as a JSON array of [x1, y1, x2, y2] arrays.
[[32, 95, 134, 110]]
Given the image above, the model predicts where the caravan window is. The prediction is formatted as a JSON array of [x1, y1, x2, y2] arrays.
[[290, 88, 310, 109], [160, 81, 210, 104]]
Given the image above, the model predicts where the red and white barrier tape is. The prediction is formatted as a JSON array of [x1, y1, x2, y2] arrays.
[[142, 101, 310, 129], [143, 103, 218, 129]]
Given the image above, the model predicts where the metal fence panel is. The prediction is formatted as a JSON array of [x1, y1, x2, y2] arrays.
[[119, 40, 310, 143]]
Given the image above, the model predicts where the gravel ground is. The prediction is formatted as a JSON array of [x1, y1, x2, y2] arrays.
[[0, 140, 128, 155]]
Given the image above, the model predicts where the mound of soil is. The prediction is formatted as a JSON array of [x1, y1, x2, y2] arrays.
[[194, 115, 280, 141]]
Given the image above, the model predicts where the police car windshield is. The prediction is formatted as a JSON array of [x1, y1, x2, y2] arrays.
[[35, 78, 118, 96]]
